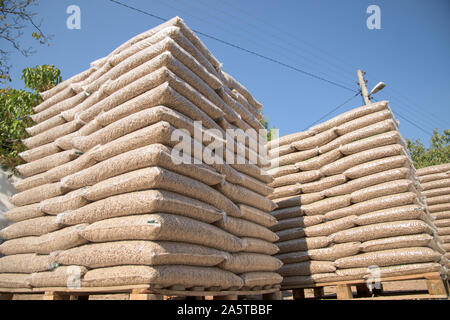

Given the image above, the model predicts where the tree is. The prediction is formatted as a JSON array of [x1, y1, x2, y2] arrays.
[[407, 129, 450, 169], [0, 64, 61, 170], [0, 0, 51, 83], [22, 64, 61, 92]]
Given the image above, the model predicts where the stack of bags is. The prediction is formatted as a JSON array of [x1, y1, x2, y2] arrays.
[[417, 163, 450, 273], [267, 101, 447, 288], [0, 16, 282, 292]]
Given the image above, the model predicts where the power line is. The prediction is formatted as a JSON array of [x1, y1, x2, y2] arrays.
[[365, 77, 446, 130], [108, 0, 438, 136], [385, 87, 448, 129], [108, 0, 165, 22], [192, 32, 358, 93], [218, 0, 446, 127], [220, 0, 359, 79], [395, 113, 433, 136], [107, 0, 358, 93], [177, 0, 447, 133], [175, 0, 357, 88], [165, 0, 355, 89], [303, 92, 360, 130], [372, 97, 432, 136], [372, 93, 439, 134], [375, 93, 438, 131], [383, 94, 441, 132]]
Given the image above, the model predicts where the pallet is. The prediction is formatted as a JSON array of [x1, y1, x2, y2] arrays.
[[0, 284, 282, 300], [285, 272, 449, 300]]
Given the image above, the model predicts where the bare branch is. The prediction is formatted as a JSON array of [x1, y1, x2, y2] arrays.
[[0, 0, 52, 80]]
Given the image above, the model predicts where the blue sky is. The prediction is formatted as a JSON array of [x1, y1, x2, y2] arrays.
[[3, 0, 450, 145]]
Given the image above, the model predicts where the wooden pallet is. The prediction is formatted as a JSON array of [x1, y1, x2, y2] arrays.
[[284, 272, 449, 300], [0, 284, 282, 300]]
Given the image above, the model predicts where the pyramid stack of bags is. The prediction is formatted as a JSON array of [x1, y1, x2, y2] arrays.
[[0, 17, 283, 292], [266, 101, 447, 288], [417, 163, 450, 274]]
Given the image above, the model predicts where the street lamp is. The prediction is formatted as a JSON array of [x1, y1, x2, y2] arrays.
[[370, 82, 386, 95]]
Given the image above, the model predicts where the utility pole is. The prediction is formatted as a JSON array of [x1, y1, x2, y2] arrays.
[[356, 69, 389, 298], [357, 69, 371, 105]]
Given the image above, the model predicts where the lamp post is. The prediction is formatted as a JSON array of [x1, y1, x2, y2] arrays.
[[356, 69, 386, 105]]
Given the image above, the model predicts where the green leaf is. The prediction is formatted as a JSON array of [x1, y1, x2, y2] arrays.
[[1, 65, 63, 170], [407, 129, 450, 169]]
